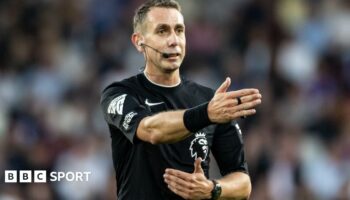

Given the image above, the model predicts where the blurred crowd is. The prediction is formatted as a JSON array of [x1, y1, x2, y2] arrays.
[[0, 0, 350, 199]]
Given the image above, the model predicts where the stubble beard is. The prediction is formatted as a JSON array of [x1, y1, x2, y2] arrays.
[[154, 59, 182, 74]]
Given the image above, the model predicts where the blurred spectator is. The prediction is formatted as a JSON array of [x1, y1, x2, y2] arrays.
[[0, 0, 349, 199]]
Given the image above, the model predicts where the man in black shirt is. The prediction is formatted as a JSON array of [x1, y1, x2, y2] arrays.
[[101, 0, 262, 199]]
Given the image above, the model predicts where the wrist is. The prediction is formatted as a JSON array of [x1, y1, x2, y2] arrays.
[[207, 179, 215, 198], [183, 102, 212, 133], [210, 179, 222, 200]]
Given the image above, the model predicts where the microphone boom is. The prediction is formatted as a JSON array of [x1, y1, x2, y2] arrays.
[[141, 43, 172, 58]]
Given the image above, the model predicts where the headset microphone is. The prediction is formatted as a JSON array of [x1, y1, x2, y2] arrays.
[[162, 53, 170, 59], [140, 43, 172, 58]]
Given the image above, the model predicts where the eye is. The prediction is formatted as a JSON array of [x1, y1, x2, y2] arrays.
[[157, 29, 166, 35], [176, 28, 184, 34]]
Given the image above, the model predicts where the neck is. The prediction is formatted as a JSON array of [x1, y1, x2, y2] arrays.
[[143, 69, 181, 87]]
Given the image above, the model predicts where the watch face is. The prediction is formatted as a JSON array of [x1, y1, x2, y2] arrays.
[[211, 180, 222, 200]]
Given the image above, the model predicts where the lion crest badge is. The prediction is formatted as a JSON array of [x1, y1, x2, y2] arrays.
[[189, 132, 209, 160]]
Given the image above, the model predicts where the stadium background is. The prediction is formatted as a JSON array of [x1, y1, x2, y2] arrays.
[[0, 0, 349, 199]]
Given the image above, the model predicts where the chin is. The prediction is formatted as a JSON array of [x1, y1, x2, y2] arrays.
[[163, 67, 179, 74], [162, 64, 180, 73]]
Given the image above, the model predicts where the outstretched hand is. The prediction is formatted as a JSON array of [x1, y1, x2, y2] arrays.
[[208, 77, 262, 123], [164, 158, 213, 200]]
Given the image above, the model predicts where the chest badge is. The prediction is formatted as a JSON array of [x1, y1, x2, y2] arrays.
[[189, 132, 209, 160]]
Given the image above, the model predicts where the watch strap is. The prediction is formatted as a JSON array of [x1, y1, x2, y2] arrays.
[[210, 179, 222, 200]]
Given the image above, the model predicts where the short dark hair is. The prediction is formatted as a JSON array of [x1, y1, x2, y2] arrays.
[[133, 0, 181, 33]]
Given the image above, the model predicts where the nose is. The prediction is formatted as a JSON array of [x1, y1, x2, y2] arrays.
[[167, 31, 179, 47]]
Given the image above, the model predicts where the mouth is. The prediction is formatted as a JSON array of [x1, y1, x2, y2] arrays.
[[165, 53, 180, 58]]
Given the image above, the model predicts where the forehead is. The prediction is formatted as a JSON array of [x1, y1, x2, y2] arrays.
[[145, 7, 184, 28]]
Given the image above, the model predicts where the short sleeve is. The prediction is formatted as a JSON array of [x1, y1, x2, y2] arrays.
[[211, 121, 248, 176], [100, 85, 151, 143]]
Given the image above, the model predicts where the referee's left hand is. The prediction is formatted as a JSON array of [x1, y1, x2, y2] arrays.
[[164, 158, 213, 200]]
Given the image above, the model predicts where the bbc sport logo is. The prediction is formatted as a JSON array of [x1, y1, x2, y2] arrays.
[[4, 170, 91, 183]]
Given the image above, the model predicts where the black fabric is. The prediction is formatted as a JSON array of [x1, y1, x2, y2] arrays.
[[100, 73, 248, 200], [183, 102, 212, 133]]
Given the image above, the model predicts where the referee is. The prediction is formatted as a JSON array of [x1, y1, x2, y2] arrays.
[[101, 0, 262, 199]]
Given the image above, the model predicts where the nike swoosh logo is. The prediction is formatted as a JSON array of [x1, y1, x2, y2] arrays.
[[145, 99, 164, 106]]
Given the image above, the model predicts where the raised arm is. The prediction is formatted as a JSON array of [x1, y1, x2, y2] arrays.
[[136, 77, 262, 144], [136, 110, 188, 144]]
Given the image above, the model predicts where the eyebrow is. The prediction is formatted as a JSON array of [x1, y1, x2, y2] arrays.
[[155, 23, 185, 30], [155, 24, 169, 30], [175, 24, 185, 29]]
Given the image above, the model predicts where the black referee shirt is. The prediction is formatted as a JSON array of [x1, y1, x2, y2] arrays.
[[101, 73, 248, 200]]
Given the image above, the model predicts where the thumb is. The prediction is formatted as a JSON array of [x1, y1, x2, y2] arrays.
[[215, 77, 231, 94], [193, 157, 204, 174]]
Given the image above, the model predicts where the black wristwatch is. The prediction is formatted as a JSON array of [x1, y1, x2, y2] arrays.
[[210, 179, 222, 200]]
